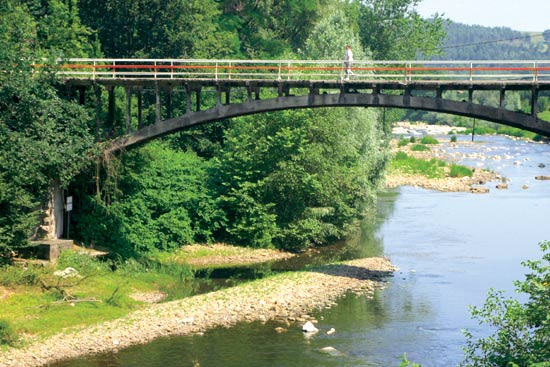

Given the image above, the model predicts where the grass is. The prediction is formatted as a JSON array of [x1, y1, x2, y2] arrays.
[[0, 251, 194, 342], [411, 144, 431, 152], [449, 164, 473, 178], [390, 151, 446, 178], [0, 244, 292, 343], [390, 151, 473, 179]]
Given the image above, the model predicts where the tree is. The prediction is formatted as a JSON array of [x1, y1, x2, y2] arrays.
[[77, 0, 238, 58], [75, 142, 223, 255], [22, 0, 96, 57], [357, 0, 446, 60], [0, 1, 95, 258], [220, 0, 327, 58], [461, 241, 550, 367]]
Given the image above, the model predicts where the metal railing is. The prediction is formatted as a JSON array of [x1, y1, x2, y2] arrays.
[[50, 59, 550, 82]]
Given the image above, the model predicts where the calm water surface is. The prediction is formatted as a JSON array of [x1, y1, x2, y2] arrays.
[[53, 135, 550, 367]]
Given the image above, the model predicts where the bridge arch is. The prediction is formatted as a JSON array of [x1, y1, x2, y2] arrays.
[[104, 85, 550, 153]]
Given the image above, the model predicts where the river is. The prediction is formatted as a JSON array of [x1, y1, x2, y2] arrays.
[[52, 134, 550, 367]]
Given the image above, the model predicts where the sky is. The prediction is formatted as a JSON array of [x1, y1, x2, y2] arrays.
[[415, 0, 549, 32]]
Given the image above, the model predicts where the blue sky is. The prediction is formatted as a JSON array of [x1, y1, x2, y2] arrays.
[[416, 0, 549, 32]]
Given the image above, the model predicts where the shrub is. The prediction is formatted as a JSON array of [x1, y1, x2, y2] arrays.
[[397, 138, 409, 147], [420, 135, 439, 144], [0, 319, 17, 346], [409, 136, 416, 143], [450, 135, 457, 142], [411, 144, 430, 152], [461, 241, 550, 366], [449, 164, 473, 178]]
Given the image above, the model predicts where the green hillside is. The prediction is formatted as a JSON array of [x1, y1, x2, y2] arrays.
[[424, 21, 549, 60]]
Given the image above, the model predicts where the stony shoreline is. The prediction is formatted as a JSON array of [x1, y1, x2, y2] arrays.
[[388, 123, 501, 193], [0, 257, 396, 367]]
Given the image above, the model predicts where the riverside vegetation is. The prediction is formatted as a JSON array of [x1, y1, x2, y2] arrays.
[[1, 1, 549, 366]]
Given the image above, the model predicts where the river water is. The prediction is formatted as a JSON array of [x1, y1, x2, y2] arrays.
[[53, 135, 550, 367]]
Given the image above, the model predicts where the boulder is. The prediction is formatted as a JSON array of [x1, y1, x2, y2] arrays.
[[302, 321, 319, 333]]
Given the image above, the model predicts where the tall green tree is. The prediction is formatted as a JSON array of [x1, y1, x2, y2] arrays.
[[22, 0, 96, 57], [214, 8, 390, 251], [78, 0, 238, 58], [0, 1, 95, 256], [220, 0, 327, 58], [357, 0, 446, 60]]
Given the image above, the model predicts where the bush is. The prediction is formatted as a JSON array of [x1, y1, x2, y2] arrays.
[[450, 135, 457, 142], [409, 136, 416, 143], [0, 319, 17, 346], [449, 164, 473, 178], [398, 138, 410, 147], [411, 144, 430, 152], [461, 241, 550, 366], [420, 135, 439, 144]]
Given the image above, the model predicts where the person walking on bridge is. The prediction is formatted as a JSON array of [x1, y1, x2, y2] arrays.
[[344, 44, 354, 80]]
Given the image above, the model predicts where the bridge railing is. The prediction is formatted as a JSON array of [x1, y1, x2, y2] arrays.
[[52, 59, 550, 82]]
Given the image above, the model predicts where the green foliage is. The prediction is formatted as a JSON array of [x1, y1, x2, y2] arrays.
[[215, 106, 389, 251], [358, 0, 446, 60], [78, 0, 238, 58], [461, 241, 550, 367], [302, 7, 367, 60], [0, 1, 96, 254], [397, 138, 410, 147], [56, 251, 109, 276], [399, 353, 422, 367], [449, 164, 473, 178], [450, 135, 458, 142], [75, 142, 223, 255], [411, 144, 431, 152], [409, 136, 417, 143], [420, 135, 439, 144], [0, 319, 17, 346], [0, 264, 50, 287]]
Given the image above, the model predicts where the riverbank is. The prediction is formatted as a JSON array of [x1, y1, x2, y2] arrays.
[[0, 257, 395, 367]]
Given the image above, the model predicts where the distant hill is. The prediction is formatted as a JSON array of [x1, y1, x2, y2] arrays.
[[425, 21, 549, 60]]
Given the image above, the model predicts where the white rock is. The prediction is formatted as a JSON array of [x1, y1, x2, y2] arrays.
[[302, 321, 319, 333], [326, 328, 336, 335], [53, 267, 80, 278], [319, 346, 344, 356]]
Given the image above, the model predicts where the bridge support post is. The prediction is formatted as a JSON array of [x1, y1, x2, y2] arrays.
[[155, 83, 161, 123], [137, 90, 143, 128], [531, 86, 539, 116], [94, 83, 102, 140], [32, 181, 64, 240], [107, 86, 115, 128], [125, 87, 131, 132], [166, 87, 173, 118]]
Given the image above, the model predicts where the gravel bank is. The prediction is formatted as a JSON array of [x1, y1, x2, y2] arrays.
[[0, 257, 395, 367]]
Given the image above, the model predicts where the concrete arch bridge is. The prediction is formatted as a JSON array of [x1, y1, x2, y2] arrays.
[[37, 58, 550, 241], [56, 58, 550, 154]]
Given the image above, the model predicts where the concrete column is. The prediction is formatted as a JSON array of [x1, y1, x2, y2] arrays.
[[33, 181, 64, 240]]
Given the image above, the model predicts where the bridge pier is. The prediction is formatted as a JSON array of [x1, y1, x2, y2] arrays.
[[33, 181, 65, 240]]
